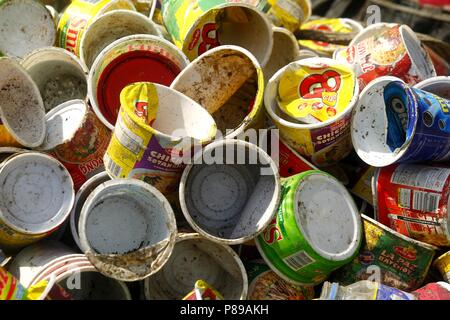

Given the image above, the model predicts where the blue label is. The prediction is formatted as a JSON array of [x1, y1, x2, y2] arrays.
[[377, 284, 415, 300], [384, 82, 450, 163]]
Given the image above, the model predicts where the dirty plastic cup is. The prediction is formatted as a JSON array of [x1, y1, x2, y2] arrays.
[[263, 27, 301, 83], [70, 171, 110, 251], [0, 152, 75, 251], [21, 47, 89, 113], [0, 58, 46, 148], [78, 179, 177, 281], [57, 0, 136, 56], [179, 139, 281, 245], [143, 233, 248, 300], [161, 0, 273, 67], [80, 9, 162, 69], [415, 76, 450, 99], [0, 0, 56, 58], [264, 57, 359, 167], [171, 45, 264, 138], [88, 34, 190, 130], [7, 241, 132, 300], [351, 76, 450, 167], [38, 99, 111, 191], [256, 170, 362, 286]]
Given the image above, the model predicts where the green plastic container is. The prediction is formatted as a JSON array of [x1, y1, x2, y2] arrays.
[[256, 170, 363, 285]]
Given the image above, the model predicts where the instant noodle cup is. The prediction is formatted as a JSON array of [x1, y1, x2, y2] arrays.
[[263, 27, 301, 83], [37, 99, 111, 191], [334, 24, 436, 91], [265, 0, 311, 32], [332, 215, 438, 291], [299, 18, 363, 57], [0, 58, 46, 148], [143, 233, 247, 300], [0, 266, 54, 300], [7, 241, 132, 299], [21, 47, 89, 113], [0, 152, 74, 252], [182, 280, 224, 300], [88, 34, 189, 130], [161, 0, 273, 67], [78, 179, 177, 282], [434, 251, 450, 283], [0, 0, 56, 58], [415, 76, 450, 99], [352, 76, 450, 167], [57, 0, 136, 56], [265, 58, 359, 167], [255, 170, 362, 286], [179, 139, 281, 245], [373, 164, 450, 247], [171, 45, 264, 138], [80, 9, 162, 69], [104, 82, 216, 202]]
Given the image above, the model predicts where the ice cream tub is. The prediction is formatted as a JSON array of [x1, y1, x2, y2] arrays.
[[70, 171, 110, 251], [0, 57, 46, 148], [171, 45, 264, 139], [334, 24, 436, 91], [299, 18, 363, 57], [80, 9, 161, 69], [0, 0, 56, 58], [332, 215, 438, 291], [21, 47, 89, 113], [88, 34, 189, 130], [38, 99, 111, 191], [7, 241, 132, 299], [161, 0, 273, 67], [265, 57, 359, 167], [104, 82, 216, 202], [179, 139, 281, 245], [57, 0, 136, 56], [373, 164, 450, 247], [78, 179, 177, 281], [143, 233, 247, 300], [352, 76, 450, 167], [256, 170, 362, 285], [434, 251, 450, 283], [0, 152, 74, 251], [246, 259, 315, 300]]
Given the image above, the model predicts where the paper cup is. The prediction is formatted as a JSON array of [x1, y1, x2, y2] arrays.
[[0, 152, 74, 251], [21, 47, 89, 113], [143, 233, 248, 300], [415, 76, 450, 99], [0, 0, 56, 58], [57, 0, 136, 56], [161, 0, 273, 67], [352, 76, 450, 167], [265, 0, 311, 32], [171, 45, 264, 138], [264, 57, 359, 167], [80, 9, 162, 69], [0, 58, 46, 148], [78, 179, 177, 281], [179, 139, 281, 245], [88, 34, 189, 130]]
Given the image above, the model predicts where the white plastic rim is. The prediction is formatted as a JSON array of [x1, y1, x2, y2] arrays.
[[351, 76, 415, 167], [0, 58, 46, 148], [88, 34, 190, 130], [264, 57, 359, 130], [38, 99, 87, 151], [143, 233, 248, 300], [70, 171, 110, 251], [0, 152, 75, 235], [179, 139, 281, 245], [184, 3, 274, 68], [414, 76, 450, 99], [80, 9, 162, 69], [78, 179, 176, 255], [170, 45, 262, 138], [293, 172, 362, 261], [0, 0, 56, 58], [21, 47, 89, 112]]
